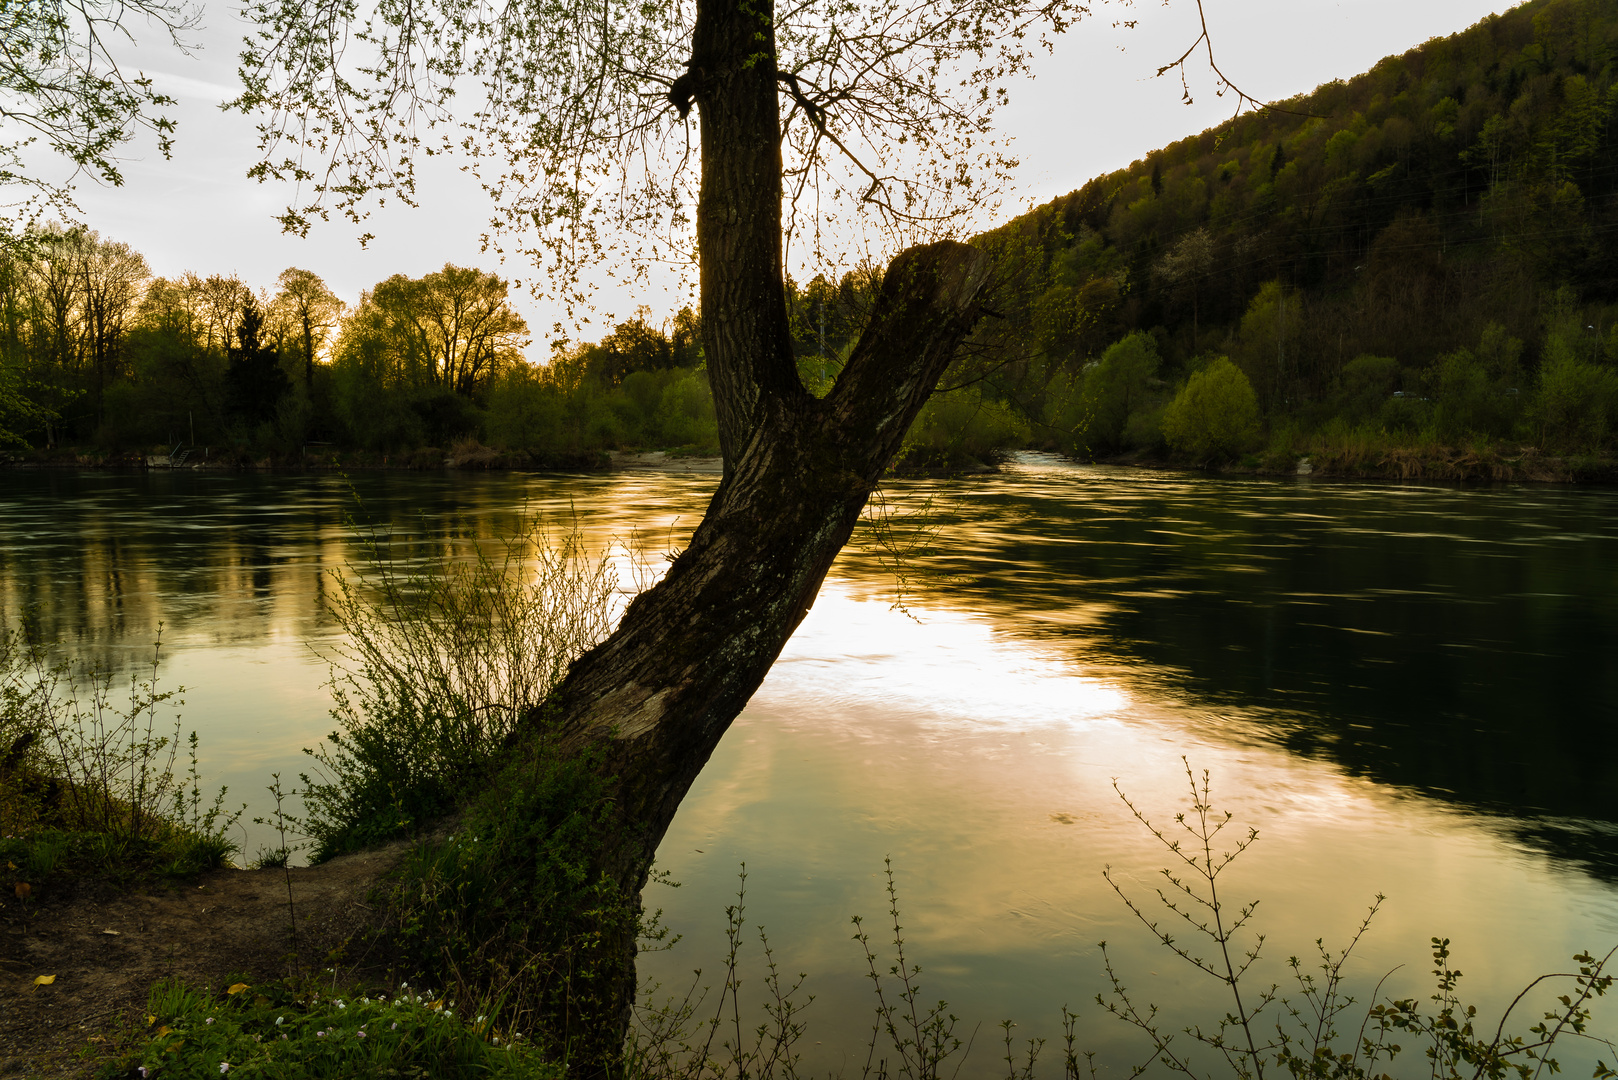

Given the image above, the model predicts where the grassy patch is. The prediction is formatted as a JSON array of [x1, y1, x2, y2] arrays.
[[99, 977, 560, 1079], [2, 825, 235, 899]]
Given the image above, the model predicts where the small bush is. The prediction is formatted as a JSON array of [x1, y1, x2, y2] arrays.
[[0, 620, 240, 877], [1161, 357, 1262, 462], [304, 518, 619, 860], [1534, 351, 1618, 452], [898, 386, 1029, 471], [387, 741, 638, 1066]]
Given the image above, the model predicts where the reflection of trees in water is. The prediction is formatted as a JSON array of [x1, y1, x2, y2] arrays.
[[0, 471, 503, 667], [0, 470, 710, 673], [900, 474, 1618, 879]]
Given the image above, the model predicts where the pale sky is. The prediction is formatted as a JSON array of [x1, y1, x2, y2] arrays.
[[62, 0, 1517, 353]]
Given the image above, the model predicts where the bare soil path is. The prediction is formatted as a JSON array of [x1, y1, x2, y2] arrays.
[[0, 843, 410, 1079]]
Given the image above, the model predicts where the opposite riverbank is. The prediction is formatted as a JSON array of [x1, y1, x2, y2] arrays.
[[6, 441, 1618, 485]]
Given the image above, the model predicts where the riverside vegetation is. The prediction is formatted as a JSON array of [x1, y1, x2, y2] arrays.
[[12, 0, 1618, 479], [1, 520, 1613, 1078]]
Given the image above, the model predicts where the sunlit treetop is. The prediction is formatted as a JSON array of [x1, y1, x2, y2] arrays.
[[229, 0, 1141, 310]]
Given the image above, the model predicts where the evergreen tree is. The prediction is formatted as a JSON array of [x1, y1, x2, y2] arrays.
[[225, 297, 288, 427]]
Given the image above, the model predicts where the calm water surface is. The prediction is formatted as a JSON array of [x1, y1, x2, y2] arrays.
[[2, 456, 1615, 1075]]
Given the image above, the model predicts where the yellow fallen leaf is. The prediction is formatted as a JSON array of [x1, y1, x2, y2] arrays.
[[156, 1025, 171, 1038], [147, 1015, 156, 1026], [33, 975, 54, 986], [227, 983, 251, 995]]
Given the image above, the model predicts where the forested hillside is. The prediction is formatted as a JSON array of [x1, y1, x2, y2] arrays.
[[936, 0, 1618, 475], [4, 0, 1618, 476]]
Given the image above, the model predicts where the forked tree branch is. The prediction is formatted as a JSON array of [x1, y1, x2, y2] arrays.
[[1159, 0, 1327, 121]]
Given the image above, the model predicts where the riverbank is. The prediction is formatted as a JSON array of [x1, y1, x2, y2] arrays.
[[8, 441, 1618, 485], [1090, 443, 1618, 484], [0, 445, 728, 475], [0, 843, 411, 1079]]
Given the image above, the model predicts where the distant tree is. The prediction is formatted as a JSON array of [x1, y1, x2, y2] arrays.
[[225, 297, 289, 426], [272, 268, 344, 392], [588, 308, 677, 385], [1162, 357, 1261, 461], [1082, 331, 1161, 452], [4, 224, 149, 437], [79, 233, 150, 424], [122, 300, 227, 443], [1153, 227, 1215, 349], [0, 356, 55, 446], [669, 306, 702, 368], [180, 273, 252, 354], [1236, 280, 1304, 410], [358, 265, 528, 397]]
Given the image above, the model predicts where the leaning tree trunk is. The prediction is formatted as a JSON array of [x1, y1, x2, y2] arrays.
[[512, 0, 993, 1065]]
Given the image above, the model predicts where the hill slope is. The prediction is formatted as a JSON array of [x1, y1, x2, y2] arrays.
[[910, 0, 1618, 473]]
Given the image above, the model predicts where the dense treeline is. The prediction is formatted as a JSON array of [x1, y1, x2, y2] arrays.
[[955, 0, 1618, 474], [0, 228, 720, 463], [7, 0, 1618, 475]]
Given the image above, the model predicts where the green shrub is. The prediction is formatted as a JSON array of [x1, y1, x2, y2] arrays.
[[486, 366, 565, 451], [1161, 356, 1262, 462], [387, 741, 638, 1066], [1079, 331, 1160, 453], [1534, 350, 1618, 452], [304, 520, 618, 860], [899, 385, 1030, 470], [654, 370, 720, 452], [0, 620, 240, 864], [1332, 354, 1400, 425], [1428, 344, 1524, 442]]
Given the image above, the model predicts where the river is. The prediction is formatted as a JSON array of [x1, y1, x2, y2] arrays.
[[2, 454, 1614, 1076]]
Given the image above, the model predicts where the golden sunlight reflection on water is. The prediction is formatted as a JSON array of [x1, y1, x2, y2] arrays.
[[641, 575, 1616, 1076]]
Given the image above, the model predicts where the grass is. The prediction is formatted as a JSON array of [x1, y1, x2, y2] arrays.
[[99, 976, 561, 1079]]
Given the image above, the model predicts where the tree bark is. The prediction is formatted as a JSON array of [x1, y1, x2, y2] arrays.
[[531, 238, 988, 1071], [513, 0, 993, 1063], [546, 239, 990, 868]]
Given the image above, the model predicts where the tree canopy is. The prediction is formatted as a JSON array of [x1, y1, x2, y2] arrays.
[[231, 0, 1099, 300], [0, 0, 199, 244]]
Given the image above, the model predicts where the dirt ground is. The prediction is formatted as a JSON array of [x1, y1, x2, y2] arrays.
[[0, 842, 411, 1079]]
